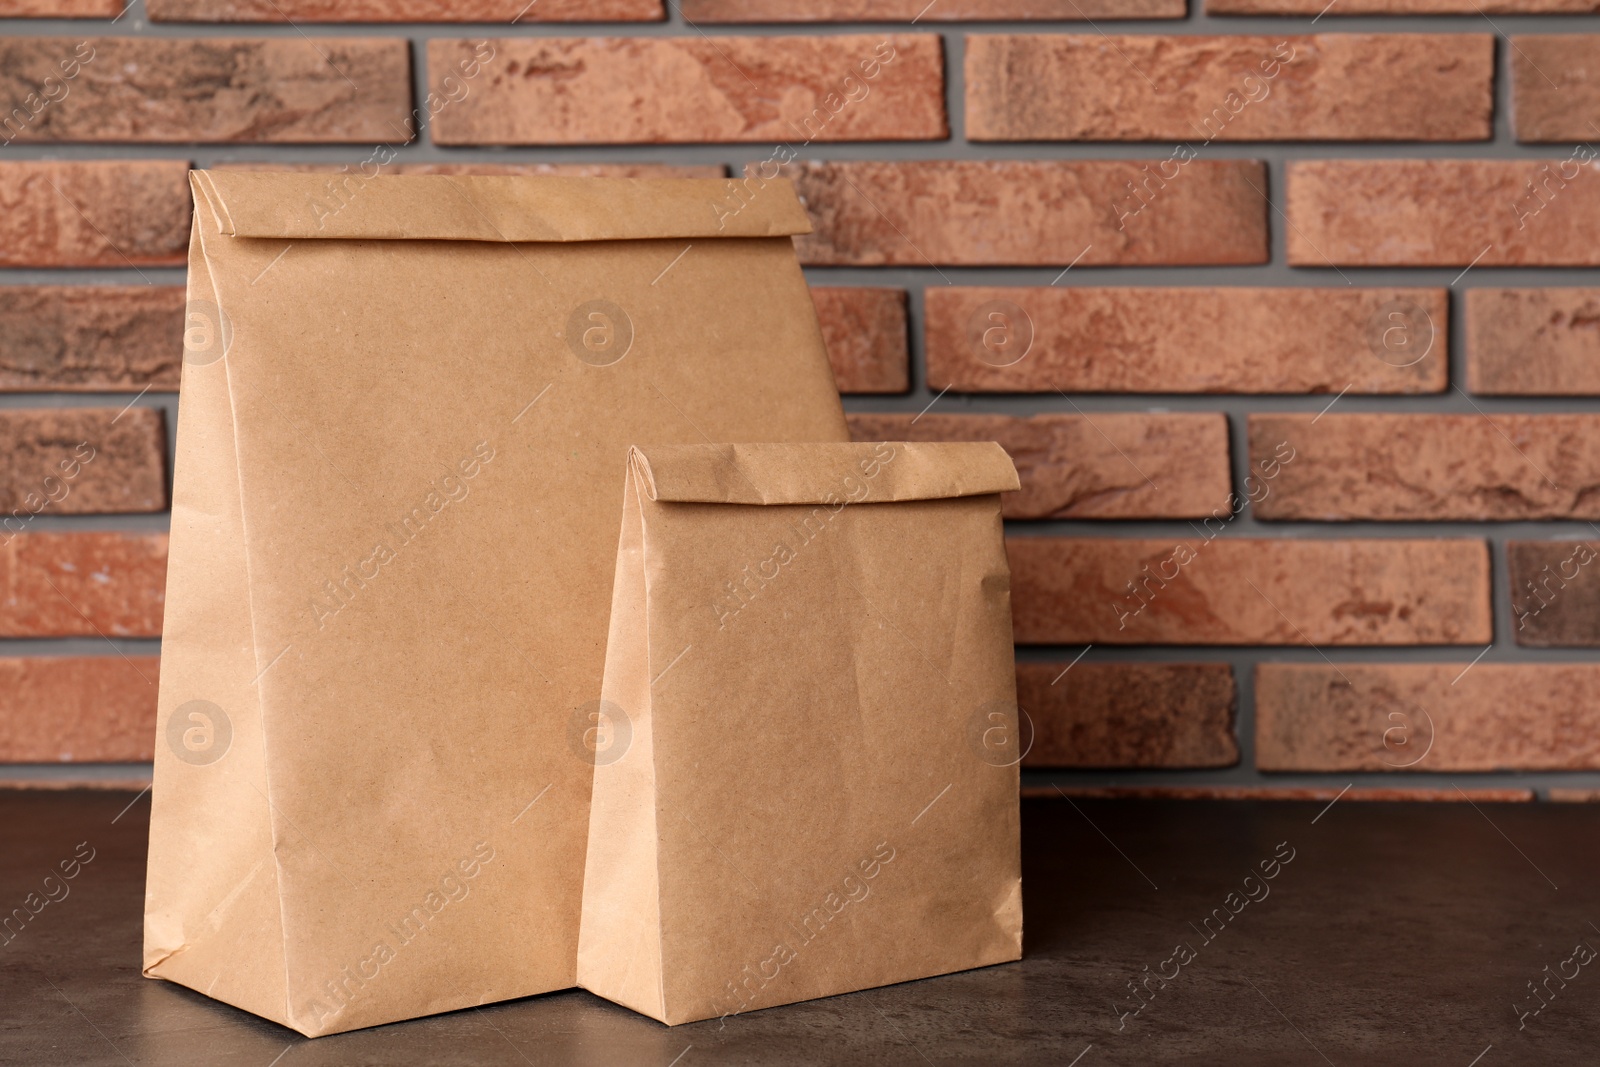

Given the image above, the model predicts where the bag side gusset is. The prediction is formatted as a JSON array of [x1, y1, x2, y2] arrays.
[[576, 464, 669, 1020], [143, 195, 293, 1029]]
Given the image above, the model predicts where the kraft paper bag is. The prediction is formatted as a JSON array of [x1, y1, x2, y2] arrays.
[[144, 172, 849, 1037], [578, 441, 1024, 1025]]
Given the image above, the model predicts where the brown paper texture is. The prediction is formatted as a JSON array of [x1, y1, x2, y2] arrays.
[[143, 173, 849, 1037], [578, 442, 1024, 1025]]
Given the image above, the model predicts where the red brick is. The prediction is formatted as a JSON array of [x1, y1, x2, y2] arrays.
[[0, 286, 183, 392], [0, 409, 167, 516], [0, 533, 166, 638], [1549, 789, 1600, 802], [0, 38, 411, 144], [786, 160, 1268, 266], [1287, 160, 1600, 267], [0, 776, 153, 790], [684, 0, 1183, 18], [1507, 541, 1600, 647], [149, 0, 661, 19], [1257, 663, 1600, 771], [1467, 289, 1600, 395], [967, 35, 1491, 142], [925, 287, 1446, 393], [1018, 662, 1237, 768], [0, 0, 121, 13], [429, 36, 945, 146], [1030, 785, 1535, 802], [1512, 36, 1600, 143], [1007, 537, 1490, 645], [847, 412, 1231, 520], [812, 288, 908, 394], [212, 161, 725, 178], [1252, 414, 1600, 521], [0, 161, 191, 269], [1208, 0, 1593, 14], [0, 657, 158, 763]]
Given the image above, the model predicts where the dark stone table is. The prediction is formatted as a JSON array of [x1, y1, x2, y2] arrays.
[[2, 790, 1595, 1065]]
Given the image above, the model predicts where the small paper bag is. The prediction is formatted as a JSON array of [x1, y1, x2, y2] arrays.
[[578, 441, 1024, 1025]]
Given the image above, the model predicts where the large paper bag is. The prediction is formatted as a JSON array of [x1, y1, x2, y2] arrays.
[[578, 442, 1024, 1025], [143, 172, 849, 1037]]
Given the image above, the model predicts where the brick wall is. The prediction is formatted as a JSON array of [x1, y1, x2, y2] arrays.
[[3, 1, 1598, 800]]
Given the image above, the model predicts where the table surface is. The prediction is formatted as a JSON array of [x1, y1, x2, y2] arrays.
[[1, 790, 1595, 1066]]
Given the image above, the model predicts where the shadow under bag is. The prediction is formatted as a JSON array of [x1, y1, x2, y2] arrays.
[[144, 172, 848, 1036]]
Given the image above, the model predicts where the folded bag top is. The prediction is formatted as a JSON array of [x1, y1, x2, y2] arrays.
[[580, 440, 1025, 1026], [630, 441, 1020, 505], [145, 172, 848, 1038], [191, 170, 811, 242]]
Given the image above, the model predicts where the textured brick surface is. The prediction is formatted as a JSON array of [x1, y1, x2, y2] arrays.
[[1036, 785, 1536, 801], [813, 288, 908, 394], [925, 287, 1446, 393], [429, 36, 946, 145], [1257, 663, 1600, 771], [148, 0, 662, 19], [0, 775, 153, 790], [847, 412, 1232, 520], [1007, 537, 1491, 645], [967, 35, 1492, 142], [0, 533, 167, 638], [0, 286, 183, 392], [1287, 160, 1600, 267], [0, 657, 158, 763], [0, 38, 413, 144], [0, 161, 191, 268], [1508, 541, 1600, 647], [1511, 36, 1600, 143], [1467, 289, 1600, 395], [683, 0, 1184, 18], [1208, 0, 1595, 12], [0, 409, 167, 516], [1252, 414, 1600, 521], [0, 0, 121, 13], [214, 162, 725, 178], [1018, 662, 1238, 768], [1, 7, 1591, 802], [786, 160, 1269, 266]]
